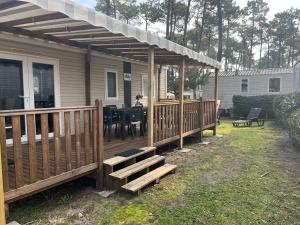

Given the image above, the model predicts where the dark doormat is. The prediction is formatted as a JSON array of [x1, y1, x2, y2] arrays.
[[115, 148, 143, 157]]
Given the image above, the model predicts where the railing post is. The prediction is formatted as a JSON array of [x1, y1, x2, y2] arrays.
[[0, 144, 6, 224], [213, 68, 219, 135], [199, 97, 204, 141], [178, 58, 185, 149], [95, 99, 104, 190]]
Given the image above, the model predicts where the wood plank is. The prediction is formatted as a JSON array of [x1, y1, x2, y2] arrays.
[[92, 109, 97, 163], [84, 110, 91, 164], [147, 46, 155, 146], [41, 114, 50, 179], [96, 99, 104, 189], [0, 139, 6, 224], [74, 111, 81, 168], [64, 112, 72, 171], [0, 117, 9, 191], [122, 164, 177, 193], [12, 116, 23, 188], [53, 112, 61, 174], [110, 155, 165, 179], [4, 163, 98, 203], [103, 147, 156, 166], [27, 114, 37, 183], [178, 58, 185, 149]]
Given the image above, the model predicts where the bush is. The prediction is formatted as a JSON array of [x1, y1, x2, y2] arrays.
[[273, 92, 300, 148], [287, 109, 300, 147], [232, 95, 277, 119], [273, 93, 300, 127]]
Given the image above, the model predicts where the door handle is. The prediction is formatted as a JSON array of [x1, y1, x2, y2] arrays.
[[19, 95, 30, 99]]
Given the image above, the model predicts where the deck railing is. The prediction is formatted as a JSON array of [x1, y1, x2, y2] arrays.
[[153, 100, 216, 146], [153, 102, 180, 145], [0, 100, 103, 203]]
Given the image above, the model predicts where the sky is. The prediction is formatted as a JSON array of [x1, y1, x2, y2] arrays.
[[74, 0, 300, 18]]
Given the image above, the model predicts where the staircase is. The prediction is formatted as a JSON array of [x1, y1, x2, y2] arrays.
[[103, 147, 177, 195]]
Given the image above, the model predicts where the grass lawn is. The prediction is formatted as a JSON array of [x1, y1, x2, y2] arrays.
[[9, 120, 300, 225]]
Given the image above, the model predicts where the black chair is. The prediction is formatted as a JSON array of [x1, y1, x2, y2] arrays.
[[127, 106, 145, 137], [232, 108, 265, 127], [103, 105, 120, 141]]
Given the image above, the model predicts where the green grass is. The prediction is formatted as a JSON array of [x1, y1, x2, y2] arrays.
[[9, 120, 300, 224], [98, 121, 300, 225]]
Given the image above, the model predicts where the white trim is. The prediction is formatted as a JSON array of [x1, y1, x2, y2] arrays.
[[268, 77, 281, 93], [240, 78, 249, 93], [0, 32, 148, 66], [105, 69, 119, 101]]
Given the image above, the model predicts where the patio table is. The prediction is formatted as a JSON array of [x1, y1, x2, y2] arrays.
[[117, 107, 147, 139]]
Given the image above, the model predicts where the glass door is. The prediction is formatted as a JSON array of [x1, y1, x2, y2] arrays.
[[32, 62, 55, 134], [0, 57, 30, 140]]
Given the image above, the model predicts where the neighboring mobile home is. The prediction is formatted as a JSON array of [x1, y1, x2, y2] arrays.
[[0, 0, 221, 222], [202, 68, 295, 109]]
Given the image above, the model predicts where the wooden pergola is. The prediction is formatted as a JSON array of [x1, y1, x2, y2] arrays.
[[0, 0, 221, 222]]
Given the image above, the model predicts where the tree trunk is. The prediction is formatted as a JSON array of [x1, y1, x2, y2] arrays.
[[166, 0, 171, 39], [183, 0, 192, 46], [196, 0, 207, 52], [105, 0, 110, 15], [216, 0, 223, 62], [259, 28, 263, 68], [248, 15, 255, 69], [225, 18, 230, 71]]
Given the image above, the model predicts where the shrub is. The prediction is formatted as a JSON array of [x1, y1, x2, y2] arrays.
[[232, 95, 277, 119], [287, 109, 300, 147], [273, 93, 300, 127], [273, 92, 300, 148]]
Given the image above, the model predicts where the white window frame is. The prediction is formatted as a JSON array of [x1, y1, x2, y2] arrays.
[[240, 78, 249, 93], [105, 69, 118, 100], [268, 77, 281, 93], [141, 74, 156, 98]]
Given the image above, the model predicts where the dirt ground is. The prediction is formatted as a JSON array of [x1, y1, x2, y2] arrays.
[[8, 120, 300, 225]]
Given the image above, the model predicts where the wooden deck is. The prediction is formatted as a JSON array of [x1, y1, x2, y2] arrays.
[[104, 136, 147, 160], [0, 99, 216, 204]]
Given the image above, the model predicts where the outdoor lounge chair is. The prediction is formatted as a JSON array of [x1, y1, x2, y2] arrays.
[[232, 108, 265, 127]]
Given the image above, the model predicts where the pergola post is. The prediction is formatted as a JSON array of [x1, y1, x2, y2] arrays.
[[85, 45, 92, 106], [213, 68, 219, 135], [147, 46, 155, 146], [0, 144, 6, 224], [178, 58, 185, 149], [157, 64, 163, 101]]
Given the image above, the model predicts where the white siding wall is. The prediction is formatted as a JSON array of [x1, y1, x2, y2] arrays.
[[0, 39, 85, 107], [0, 38, 167, 109], [202, 74, 294, 109]]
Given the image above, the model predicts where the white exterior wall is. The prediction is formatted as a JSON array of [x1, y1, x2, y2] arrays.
[[202, 73, 294, 109], [0, 37, 167, 109]]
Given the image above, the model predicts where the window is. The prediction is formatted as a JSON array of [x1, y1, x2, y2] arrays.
[[142, 75, 148, 97], [269, 78, 281, 93], [142, 75, 156, 97], [241, 79, 248, 93], [106, 70, 118, 99]]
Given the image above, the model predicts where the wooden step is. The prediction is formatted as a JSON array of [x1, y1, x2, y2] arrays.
[[122, 164, 177, 194], [109, 155, 165, 180], [104, 146, 156, 167]]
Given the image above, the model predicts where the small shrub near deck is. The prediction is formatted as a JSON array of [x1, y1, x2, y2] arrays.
[[273, 92, 300, 147], [232, 95, 277, 119]]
